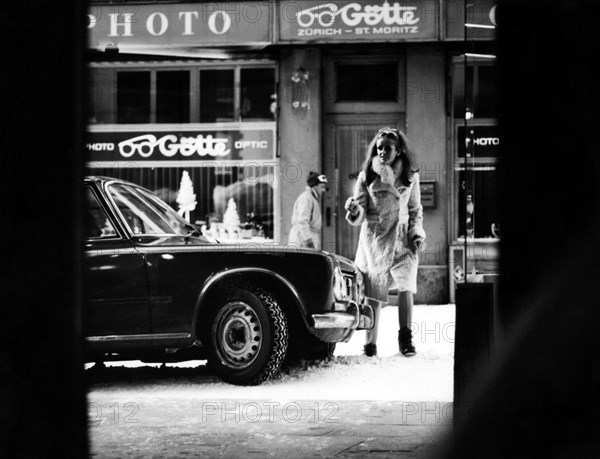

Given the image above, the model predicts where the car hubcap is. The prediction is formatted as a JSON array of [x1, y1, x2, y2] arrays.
[[213, 301, 262, 369]]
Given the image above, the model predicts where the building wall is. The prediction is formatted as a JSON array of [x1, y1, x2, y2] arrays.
[[278, 47, 322, 245], [84, 1, 496, 305], [406, 44, 448, 304], [279, 43, 449, 303]]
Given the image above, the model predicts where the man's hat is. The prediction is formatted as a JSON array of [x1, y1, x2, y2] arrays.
[[307, 171, 328, 187]]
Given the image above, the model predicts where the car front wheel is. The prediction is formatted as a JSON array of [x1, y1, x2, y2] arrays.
[[208, 287, 288, 385]]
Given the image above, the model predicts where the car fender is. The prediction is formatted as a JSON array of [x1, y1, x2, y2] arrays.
[[191, 267, 310, 340]]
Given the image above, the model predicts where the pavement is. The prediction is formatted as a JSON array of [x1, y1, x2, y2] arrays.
[[88, 304, 455, 458], [89, 398, 452, 458]]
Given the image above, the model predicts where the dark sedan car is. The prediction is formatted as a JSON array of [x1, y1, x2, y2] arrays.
[[84, 176, 373, 385]]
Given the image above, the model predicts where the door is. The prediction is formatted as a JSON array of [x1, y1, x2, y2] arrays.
[[321, 51, 406, 259], [83, 186, 151, 341], [323, 115, 405, 259]]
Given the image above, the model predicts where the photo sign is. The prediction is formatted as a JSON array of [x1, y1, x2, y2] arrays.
[[86, 127, 275, 163], [457, 125, 499, 158], [87, 2, 271, 49], [278, 0, 438, 42]]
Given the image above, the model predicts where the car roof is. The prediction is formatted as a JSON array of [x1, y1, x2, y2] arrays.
[[85, 176, 139, 187]]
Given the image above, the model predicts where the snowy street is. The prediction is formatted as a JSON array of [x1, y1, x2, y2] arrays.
[[87, 304, 455, 458]]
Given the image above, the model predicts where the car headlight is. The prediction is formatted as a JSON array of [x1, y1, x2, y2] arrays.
[[333, 266, 346, 301]]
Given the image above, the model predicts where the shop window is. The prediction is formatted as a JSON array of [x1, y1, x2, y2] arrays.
[[452, 125, 500, 240], [241, 68, 276, 120], [452, 61, 497, 119], [452, 58, 499, 241], [336, 63, 398, 101], [89, 165, 276, 241], [457, 166, 499, 238], [199, 69, 234, 122], [156, 71, 190, 123], [117, 71, 150, 123]]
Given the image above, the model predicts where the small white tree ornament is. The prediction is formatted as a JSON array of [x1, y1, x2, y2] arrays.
[[223, 197, 241, 238], [176, 171, 196, 223]]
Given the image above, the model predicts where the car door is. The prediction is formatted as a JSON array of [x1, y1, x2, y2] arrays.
[[83, 186, 151, 346]]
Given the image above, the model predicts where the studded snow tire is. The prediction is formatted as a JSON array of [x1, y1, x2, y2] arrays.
[[207, 287, 288, 385]]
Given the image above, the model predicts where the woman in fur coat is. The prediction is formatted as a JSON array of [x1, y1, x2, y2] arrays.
[[345, 127, 425, 357]]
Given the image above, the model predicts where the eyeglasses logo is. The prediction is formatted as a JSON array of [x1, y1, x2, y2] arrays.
[[118, 134, 231, 158], [296, 2, 420, 29]]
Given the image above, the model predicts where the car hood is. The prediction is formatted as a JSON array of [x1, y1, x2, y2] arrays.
[[326, 251, 357, 273], [132, 235, 358, 272]]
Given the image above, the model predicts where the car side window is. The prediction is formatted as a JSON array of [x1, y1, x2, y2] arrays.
[[86, 187, 118, 239]]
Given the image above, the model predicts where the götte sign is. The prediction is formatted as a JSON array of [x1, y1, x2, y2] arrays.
[[278, 1, 438, 42], [86, 127, 275, 164]]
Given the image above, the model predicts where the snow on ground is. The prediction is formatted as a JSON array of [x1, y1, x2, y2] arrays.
[[87, 304, 455, 402]]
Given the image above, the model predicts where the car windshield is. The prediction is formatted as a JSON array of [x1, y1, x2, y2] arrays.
[[107, 182, 197, 237]]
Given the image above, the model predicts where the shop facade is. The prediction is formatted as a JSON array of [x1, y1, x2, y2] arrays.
[[86, 0, 498, 303]]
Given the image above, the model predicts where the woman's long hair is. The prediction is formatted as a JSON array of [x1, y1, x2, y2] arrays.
[[360, 127, 418, 186]]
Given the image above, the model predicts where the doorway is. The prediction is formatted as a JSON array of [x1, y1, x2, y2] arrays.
[[322, 115, 405, 259], [321, 52, 406, 259]]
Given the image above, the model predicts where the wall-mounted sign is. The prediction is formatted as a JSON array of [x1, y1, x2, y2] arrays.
[[87, 2, 271, 50], [445, 0, 496, 40], [420, 181, 436, 208], [278, 1, 438, 43], [457, 125, 499, 158], [86, 126, 276, 164]]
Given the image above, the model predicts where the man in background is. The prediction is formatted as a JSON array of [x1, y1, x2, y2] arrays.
[[288, 171, 327, 249]]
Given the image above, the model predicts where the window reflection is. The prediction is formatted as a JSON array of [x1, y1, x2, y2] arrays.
[[92, 166, 275, 240]]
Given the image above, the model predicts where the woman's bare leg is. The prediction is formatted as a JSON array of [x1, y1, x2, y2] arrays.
[[398, 291, 413, 329], [366, 303, 382, 344], [398, 291, 416, 356]]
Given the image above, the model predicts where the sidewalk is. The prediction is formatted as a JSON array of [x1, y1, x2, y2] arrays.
[[89, 398, 452, 458], [88, 305, 455, 458]]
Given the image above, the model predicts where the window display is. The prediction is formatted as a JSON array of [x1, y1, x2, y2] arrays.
[[87, 62, 278, 241], [89, 164, 276, 241]]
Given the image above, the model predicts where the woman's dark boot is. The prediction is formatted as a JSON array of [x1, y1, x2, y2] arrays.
[[399, 328, 416, 356], [364, 343, 377, 357]]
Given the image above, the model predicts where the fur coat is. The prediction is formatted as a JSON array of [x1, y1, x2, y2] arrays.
[[346, 159, 425, 301]]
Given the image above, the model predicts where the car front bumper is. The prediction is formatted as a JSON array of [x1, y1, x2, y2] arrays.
[[310, 301, 374, 342]]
